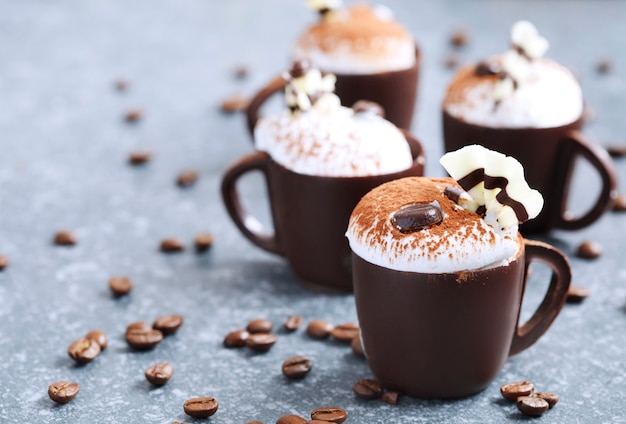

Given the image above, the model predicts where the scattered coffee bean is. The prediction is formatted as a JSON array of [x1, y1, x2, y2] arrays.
[[223, 329, 249, 348], [109, 276, 132, 297], [381, 390, 401, 405], [309, 420, 333, 424], [153, 314, 184, 335], [67, 337, 101, 363], [566, 286, 590, 303], [284, 315, 303, 332], [54, 231, 77, 246], [114, 78, 130, 91], [533, 392, 559, 408], [85, 330, 108, 350], [517, 395, 549, 417], [500, 381, 535, 401], [220, 94, 249, 113], [247, 318, 273, 334], [607, 144, 626, 158], [282, 356, 312, 379], [48, 381, 80, 404], [351, 333, 365, 358], [576, 240, 602, 259], [596, 58, 613, 74], [125, 108, 143, 122], [194, 233, 214, 253], [353, 379, 383, 400], [128, 151, 152, 165], [450, 29, 469, 47], [306, 320, 334, 340], [276, 415, 307, 424], [444, 53, 460, 69], [234, 64, 249, 79], [176, 170, 198, 188], [310, 407, 347, 423], [183, 396, 219, 418], [126, 321, 152, 334], [160, 238, 184, 253], [0, 255, 9, 271], [330, 322, 359, 342], [246, 333, 278, 352], [245, 421, 264, 424], [126, 327, 163, 350], [145, 362, 174, 385], [613, 193, 626, 212]]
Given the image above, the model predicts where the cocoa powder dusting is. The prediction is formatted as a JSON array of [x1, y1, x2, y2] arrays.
[[443, 63, 501, 109]]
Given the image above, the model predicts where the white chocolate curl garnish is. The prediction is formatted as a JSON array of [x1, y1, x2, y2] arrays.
[[306, 0, 342, 21], [440, 145, 544, 231], [284, 64, 340, 115], [494, 21, 550, 103]]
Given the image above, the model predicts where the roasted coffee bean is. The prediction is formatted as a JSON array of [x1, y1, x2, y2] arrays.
[[183, 396, 218, 418], [0, 255, 9, 271], [128, 151, 151, 165], [351, 333, 365, 358], [533, 392, 559, 408], [308, 420, 332, 424], [153, 314, 184, 335], [194, 233, 214, 253], [391, 202, 443, 233], [54, 231, 77, 246], [48, 381, 80, 404], [306, 320, 334, 340], [284, 315, 303, 331], [576, 240, 602, 259], [246, 318, 273, 334], [223, 329, 249, 348], [114, 78, 129, 91], [109, 276, 132, 297], [566, 286, 590, 303], [381, 390, 400, 405], [246, 422, 264, 424], [85, 330, 108, 350], [450, 29, 469, 47], [176, 170, 198, 188], [500, 381, 535, 401], [126, 328, 163, 350], [125, 108, 143, 122], [246, 333, 277, 352], [160, 238, 184, 253], [613, 193, 626, 212], [330, 322, 359, 342], [310, 407, 347, 423], [353, 379, 383, 400], [517, 396, 549, 417], [282, 356, 312, 379], [607, 144, 626, 158], [145, 362, 174, 385], [234, 64, 249, 79], [220, 94, 249, 113], [352, 100, 384, 118], [126, 321, 152, 334], [68, 337, 101, 363], [276, 415, 306, 424], [596, 59, 613, 74]]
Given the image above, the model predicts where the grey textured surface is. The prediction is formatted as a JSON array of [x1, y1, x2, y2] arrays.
[[1, 1, 626, 423]]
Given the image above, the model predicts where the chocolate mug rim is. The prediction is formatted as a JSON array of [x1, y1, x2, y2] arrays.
[[442, 107, 583, 132]]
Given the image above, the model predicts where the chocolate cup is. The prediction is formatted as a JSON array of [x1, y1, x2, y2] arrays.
[[221, 132, 425, 293], [246, 47, 420, 134], [442, 110, 617, 233], [352, 239, 571, 399]]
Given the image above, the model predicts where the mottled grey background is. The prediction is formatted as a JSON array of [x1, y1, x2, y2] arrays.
[[1, 1, 625, 423]]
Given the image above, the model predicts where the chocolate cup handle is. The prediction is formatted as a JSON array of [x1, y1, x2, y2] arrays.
[[245, 75, 286, 137], [509, 239, 571, 356], [553, 131, 617, 230], [220, 152, 283, 256]]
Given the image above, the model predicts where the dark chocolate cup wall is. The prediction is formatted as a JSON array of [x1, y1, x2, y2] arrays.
[[352, 252, 526, 399]]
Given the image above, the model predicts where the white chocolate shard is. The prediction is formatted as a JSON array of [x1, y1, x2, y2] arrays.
[[284, 64, 340, 115], [440, 145, 544, 230], [493, 76, 515, 103], [511, 20, 549, 60]]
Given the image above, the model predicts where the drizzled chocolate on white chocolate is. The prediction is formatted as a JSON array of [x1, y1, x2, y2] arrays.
[[306, 0, 342, 21], [283, 60, 340, 115]]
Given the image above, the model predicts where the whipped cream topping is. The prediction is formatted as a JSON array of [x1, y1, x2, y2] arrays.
[[293, 4, 415, 74], [254, 106, 413, 177], [444, 58, 583, 128], [346, 177, 522, 273]]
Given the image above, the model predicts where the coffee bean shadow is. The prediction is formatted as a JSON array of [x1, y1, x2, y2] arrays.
[[100, 290, 132, 308], [133, 379, 167, 393]]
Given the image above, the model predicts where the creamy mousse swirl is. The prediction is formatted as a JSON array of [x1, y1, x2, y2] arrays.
[[293, 4, 416, 74], [255, 106, 413, 177], [444, 57, 583, 129], [346, 177, 522, 273]]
